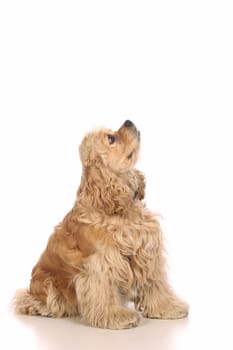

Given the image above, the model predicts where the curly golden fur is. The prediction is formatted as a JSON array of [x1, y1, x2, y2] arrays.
[[13, 120, 188, 329]]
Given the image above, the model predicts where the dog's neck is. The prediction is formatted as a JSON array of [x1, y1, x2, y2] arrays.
[[76, 163, 140, 215]]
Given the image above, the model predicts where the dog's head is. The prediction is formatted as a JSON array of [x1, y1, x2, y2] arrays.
[[78, 121, 144, 215], [79, 120, 140, 173]]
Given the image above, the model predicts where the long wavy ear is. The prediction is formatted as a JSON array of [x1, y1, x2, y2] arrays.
[[123, 169, 146, 201], [132, 169, 146, 200], [78, 159, 135, 215]]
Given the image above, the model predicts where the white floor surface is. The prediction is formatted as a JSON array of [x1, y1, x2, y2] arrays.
[[1, 282, 232, 350]]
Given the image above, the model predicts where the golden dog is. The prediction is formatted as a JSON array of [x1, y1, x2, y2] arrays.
[[13, 120, 188, 329]]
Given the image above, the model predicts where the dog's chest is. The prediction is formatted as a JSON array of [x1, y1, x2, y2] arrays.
[[108, 221, 162, 291]]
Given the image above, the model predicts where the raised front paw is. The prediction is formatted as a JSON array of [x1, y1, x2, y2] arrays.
[[143, 299, 189, 320]]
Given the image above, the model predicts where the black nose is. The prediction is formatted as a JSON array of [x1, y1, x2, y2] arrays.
[[124, 120, 134, 128]]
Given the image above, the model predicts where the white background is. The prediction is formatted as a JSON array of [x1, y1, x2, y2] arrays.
[[0, 1, 233, 349]]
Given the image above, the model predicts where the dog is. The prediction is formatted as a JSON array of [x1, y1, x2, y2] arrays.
[[13, 120, 188, 329]]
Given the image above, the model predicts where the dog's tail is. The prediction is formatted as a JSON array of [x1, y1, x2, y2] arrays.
[[12, 289, 47, 316]]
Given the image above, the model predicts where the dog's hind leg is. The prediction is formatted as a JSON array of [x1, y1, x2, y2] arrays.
[[12, 289, 51, 316], [12, 285, 79, 317]]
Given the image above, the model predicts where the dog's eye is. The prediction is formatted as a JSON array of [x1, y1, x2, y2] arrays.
[[107, 134, 115, 145], [127, 151, 133, 160]]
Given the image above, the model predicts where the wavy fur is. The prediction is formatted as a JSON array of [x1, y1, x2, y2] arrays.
[[13, 121, 188, 329]]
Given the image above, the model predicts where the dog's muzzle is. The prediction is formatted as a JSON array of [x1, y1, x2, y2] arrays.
[[123, 120, 140, 140]]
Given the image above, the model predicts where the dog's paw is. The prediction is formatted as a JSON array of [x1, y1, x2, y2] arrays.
[[143, 299, 189, 320], [96, 307, 140, 329], [108, 308, 140, 329]]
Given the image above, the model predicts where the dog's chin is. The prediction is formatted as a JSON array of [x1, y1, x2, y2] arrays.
[[121, 154, 139, 173]]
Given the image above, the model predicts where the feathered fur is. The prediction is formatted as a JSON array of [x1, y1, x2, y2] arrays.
[[13, 120, 188, 329]]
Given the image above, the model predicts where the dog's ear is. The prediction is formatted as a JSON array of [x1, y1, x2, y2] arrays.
[[125, 169, 146, 201], [78, 160, 135, 215], [133, 169, 146, 200]]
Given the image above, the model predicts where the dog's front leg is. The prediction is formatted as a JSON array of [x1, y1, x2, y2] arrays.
[[135, 273, 189, 319], [74, 259, 140, 329], [132, 213, 189, 320], [136, 281, 189, 320]]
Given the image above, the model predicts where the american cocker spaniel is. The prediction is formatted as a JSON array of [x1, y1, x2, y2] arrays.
[[13, 120, 188, 329]]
